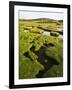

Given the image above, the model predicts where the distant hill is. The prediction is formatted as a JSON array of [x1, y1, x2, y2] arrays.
[[58, 20, 63, 23], [20, 18, 63, 24]]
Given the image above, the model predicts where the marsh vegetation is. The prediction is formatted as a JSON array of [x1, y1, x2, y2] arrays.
[[19, 18, 63, 79]]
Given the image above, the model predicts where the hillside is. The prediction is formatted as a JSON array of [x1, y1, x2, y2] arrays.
[[20, 18, 63, 23]]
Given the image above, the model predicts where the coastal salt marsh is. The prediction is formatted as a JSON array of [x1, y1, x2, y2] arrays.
[[19, 18, 63, 79]]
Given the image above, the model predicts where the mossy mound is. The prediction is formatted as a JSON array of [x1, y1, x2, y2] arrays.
[[45, 43, 63, 64], [50, 32, 59, 37], [43, 61, 63, 77], [30, 27, 44, 34], [19, 56, 44, 79]]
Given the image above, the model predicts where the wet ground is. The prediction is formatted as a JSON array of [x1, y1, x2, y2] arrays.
[[24, 30, 63, 39], [23, 29, 63, 78], [30, 43, 59, 78]]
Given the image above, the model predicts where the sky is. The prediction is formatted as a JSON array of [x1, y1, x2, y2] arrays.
[[19, 10, 63, 20]]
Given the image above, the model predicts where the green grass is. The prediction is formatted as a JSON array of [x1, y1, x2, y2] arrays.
[[19, 18, 63, 32]]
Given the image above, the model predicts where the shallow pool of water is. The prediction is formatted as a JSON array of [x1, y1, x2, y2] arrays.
[[42, 31, 50, 36], [24, 29, 63, 39], [58, 35, 63, 38], [42, 31, 63, 39], [24, 30, 29, 32]]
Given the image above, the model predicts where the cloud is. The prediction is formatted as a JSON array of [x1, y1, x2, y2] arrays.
[[19, 10, 63, 20]]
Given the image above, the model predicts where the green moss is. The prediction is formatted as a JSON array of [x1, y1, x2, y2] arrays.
[[45, 59, 48, 63], [30, 27, 44, 34], [50, 32, 59, 37], [19, 19, 63, 79], [43, 61, 63, 77], [28, 51, 38, 61], [19, 39, 32, 54], [33, 39, 44, 51], [19, 56, 44, 79], [45, 43, 63, 64]]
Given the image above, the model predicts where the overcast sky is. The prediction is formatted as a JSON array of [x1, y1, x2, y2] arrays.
[[19, 10, 63, 20]]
